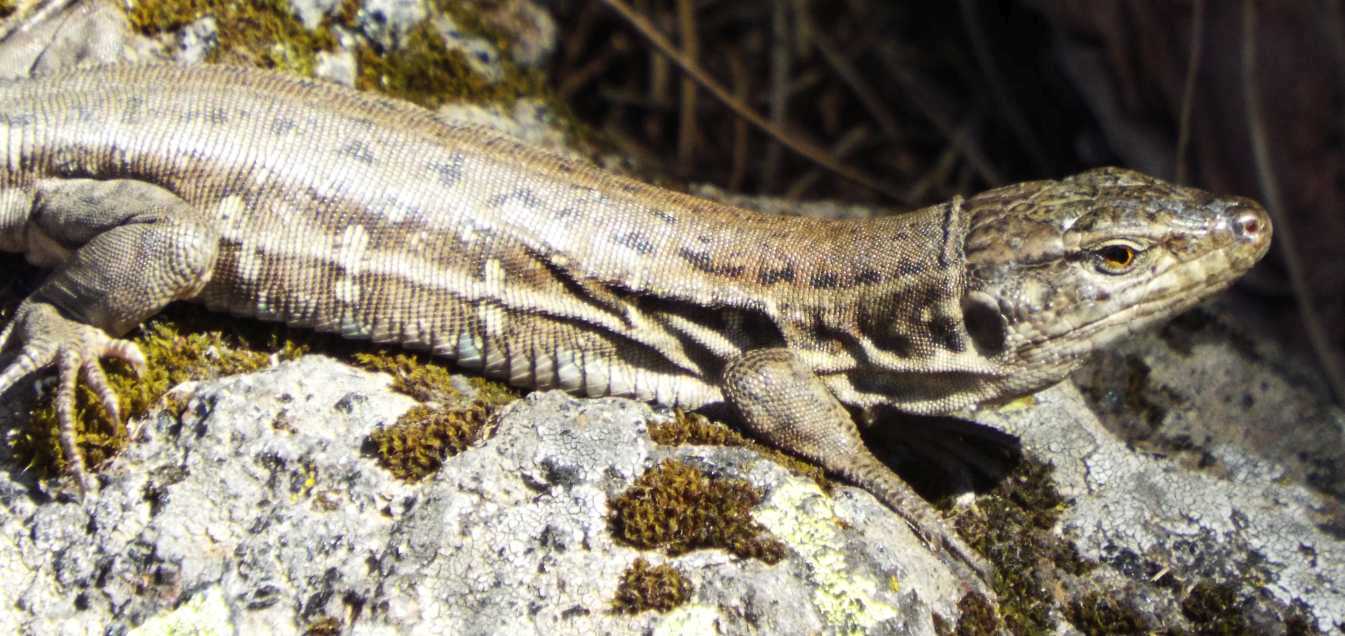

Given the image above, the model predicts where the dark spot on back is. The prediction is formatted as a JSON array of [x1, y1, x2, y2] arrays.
[[758, 265, 796, 285], [122, 97, 146, 125], [653, 210, 678, 225], [270, 116, 297, 135], [8, 113, 32, 127], [208, 108, 229, 125], [810, 272, 841, 289], [429, 153, 466, 188], [620, 182, 641, 194], [338, 140, 376, 164], [615, 231, 655, 255], [855, 268, 882, 284], [677, 248, 745, 277], [930, 316, 965, 353], [896, 259, 928, 277], [488, 188, 544, 209]]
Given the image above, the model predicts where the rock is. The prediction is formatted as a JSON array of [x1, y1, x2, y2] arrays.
[[0, 357, 975, 633]]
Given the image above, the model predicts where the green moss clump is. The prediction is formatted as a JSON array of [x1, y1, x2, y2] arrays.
[[369, 401, 496, 482], [611, 459, 786, 563], [124, 0, 338, 74], [649, 410, 831, 492], [951, 456, 1092, 634], [355, 19, 521, 109], [612, 558, 692, 614], [352, 350, 462, 404], [352, 349, 517, 407], [465, 375, 520, 409]]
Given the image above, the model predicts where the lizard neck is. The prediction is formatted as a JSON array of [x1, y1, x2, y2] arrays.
[[753, 197, 1034, 415]]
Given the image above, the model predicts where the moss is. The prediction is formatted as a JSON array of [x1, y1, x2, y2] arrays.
[[9, 306, 304, 478], [352, 349, 516, 408], [951, 455, 1092, 634], [1181, 580, 1252, 634], [465, 375, 520, 408], [1067, 592, 1153, 634], [649, 410, 831, 492], [121, 0, 550, 110], [355, 19, 519, 108], [369, 401, 496, 482], [304, 615, 343, 635], [947, 591, 999, 636], [611, 558, 692, 614], [125, 0, 338, 74], [352, 350, 463, 404], [611, 459, 786, 563]]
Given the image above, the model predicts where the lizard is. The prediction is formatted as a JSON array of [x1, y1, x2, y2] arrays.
[[0, 64, 1271, 579]]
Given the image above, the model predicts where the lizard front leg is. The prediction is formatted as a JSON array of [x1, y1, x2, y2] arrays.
[[722, 347, 990, 582], [0, 179, 218, 491]]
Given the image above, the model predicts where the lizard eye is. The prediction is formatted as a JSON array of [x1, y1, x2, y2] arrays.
[[1093, 243, 1139, 274]]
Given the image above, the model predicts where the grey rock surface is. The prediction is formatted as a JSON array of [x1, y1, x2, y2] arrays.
[[0, 357, 972, 634]]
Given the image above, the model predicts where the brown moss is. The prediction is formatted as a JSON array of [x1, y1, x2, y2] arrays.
[[610, 459, 785, 563], [611, 558, 692, 614], [950, 591, 1000, 636], [952, 456, 1092, 634], [1067, 592, 1153, 634], [369, 401, 496, 482], [649, 410, 831, 492], [303, 615, 343, 635], [1181, 581, 1252, 634]]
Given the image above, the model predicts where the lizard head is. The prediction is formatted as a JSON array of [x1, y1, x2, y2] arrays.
[[958, 167, 1271, 373]]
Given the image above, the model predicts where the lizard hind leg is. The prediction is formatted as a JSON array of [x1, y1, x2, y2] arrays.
[[1, 178, 217, 493], [722, 347, 991, 583]]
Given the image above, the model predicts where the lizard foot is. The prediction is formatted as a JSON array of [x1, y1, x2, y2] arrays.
[[0, 302, 146, 493]]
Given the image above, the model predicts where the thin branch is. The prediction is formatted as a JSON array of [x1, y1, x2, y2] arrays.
[[1175, 0, 1205, 184], [597, 0, 904, 199], [811, 27, 901, 138], [958, 0, 1051, 175], [675, 0, 698, 175], [1241, 0, 1345, 406], [762, 1, 790, 191], [875, 45, 1004, 186]]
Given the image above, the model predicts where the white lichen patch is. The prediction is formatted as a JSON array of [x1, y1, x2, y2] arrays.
[[752, 478, 898, 635], [653, 605, 724, 636]]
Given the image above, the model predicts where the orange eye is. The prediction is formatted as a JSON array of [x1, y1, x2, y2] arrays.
[[1096, 244, 1137, 273]]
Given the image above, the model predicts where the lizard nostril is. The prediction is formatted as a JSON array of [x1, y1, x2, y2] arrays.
[[1231, 206, 1269, 244]]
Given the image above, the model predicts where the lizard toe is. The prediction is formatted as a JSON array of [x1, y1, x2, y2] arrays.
[[0, 301, 146, 493]]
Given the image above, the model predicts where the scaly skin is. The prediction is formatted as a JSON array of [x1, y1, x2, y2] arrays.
[[0, 65, 1272, 581]]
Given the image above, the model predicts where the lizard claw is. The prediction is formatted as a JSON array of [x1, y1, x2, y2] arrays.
[[0, 302, 145, 494]]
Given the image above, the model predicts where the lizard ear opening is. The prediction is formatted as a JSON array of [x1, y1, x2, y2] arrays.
[[961, 294, 1007, 357]]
